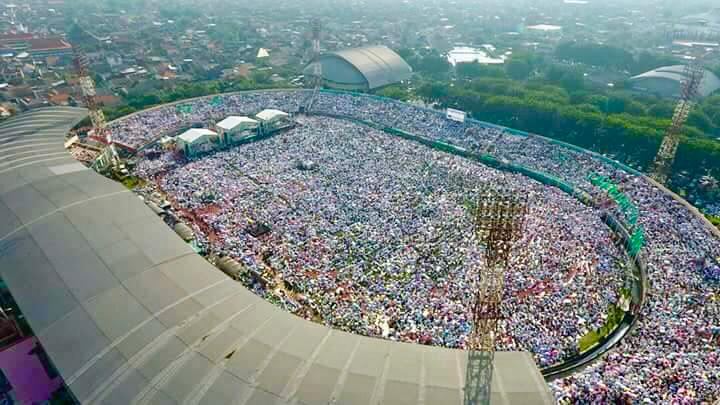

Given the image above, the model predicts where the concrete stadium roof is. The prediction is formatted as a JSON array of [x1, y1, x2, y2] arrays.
[[0, 106, 554, 404], [629, 65, 720, 98], [321, 45, 412, 90]]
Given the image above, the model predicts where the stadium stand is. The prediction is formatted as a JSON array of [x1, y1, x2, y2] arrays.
[[0, 108, 553, 404]]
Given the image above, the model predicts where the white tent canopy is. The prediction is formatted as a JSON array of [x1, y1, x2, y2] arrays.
[[216, 116, 258, 131], [255, 109, 288, 122], [178, 128, 217, 144]]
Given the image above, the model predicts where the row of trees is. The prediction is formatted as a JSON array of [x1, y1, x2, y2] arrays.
[[393, 48, 720, 194], [412, 75, 720, 188], [555, 42, 681, 76]]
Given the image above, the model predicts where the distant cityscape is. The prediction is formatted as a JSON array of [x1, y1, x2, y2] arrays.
[[0, 1, 717, 117], [0, 1, 718, 404]]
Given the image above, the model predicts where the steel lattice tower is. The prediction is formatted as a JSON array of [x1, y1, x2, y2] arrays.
[[464, 187, 528, 405], [74, 49, 118, 169], [651, 61, 705, 184]]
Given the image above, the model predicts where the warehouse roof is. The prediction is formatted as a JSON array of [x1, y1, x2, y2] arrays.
[[324, 45, 412, 89], [630, 65, 720, 98]]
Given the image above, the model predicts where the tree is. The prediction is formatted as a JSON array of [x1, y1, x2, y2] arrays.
[[687, 110, 715, 134], [559, 69, 585, 92], [128, 94, 161, 109], [417, 81, 448, 101], [456, 62, 505, 79], [375, 85, 410, 101], [396, 48, 415, 61], [251, 70, 271, 85], [555, 41, 633, 70], [648, 102, 675, 119], [416, 55, 450, 75], [506, 59, 532, 81], [545, 64, 568, 83], [410, 49, 451, 76], [633, 52, 680, 76]]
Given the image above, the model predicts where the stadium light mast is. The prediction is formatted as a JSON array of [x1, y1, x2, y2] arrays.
[[465, 186, 528, 405], [651, 57, 705, 184], [74, 48, 119, 171]]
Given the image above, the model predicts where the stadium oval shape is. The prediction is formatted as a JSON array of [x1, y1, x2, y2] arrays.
[[0, 90, 718, 404], [0, 102, 553, 404]]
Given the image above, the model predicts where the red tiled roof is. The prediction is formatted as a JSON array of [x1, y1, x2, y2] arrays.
[[48, 93, 70, 104], [29, 38, 72, 52]]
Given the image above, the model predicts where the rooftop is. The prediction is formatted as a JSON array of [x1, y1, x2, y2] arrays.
[[323, 45, 413, 89], [255, 109, 289, 122], [178, 128, 217, 143], [28, 38, 72, 52], [216, 116, 258, 130]]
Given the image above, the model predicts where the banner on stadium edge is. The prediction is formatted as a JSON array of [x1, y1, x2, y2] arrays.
[[446, 108, 466, 123], [588, 172, 645, 256], [588, 173, 640, 227]]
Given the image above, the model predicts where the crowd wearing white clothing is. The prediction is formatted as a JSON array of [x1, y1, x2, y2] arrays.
[[110, 90, 718, 403]]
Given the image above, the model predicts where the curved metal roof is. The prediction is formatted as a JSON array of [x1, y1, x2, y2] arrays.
[[0, 103, 553, 405], [629, 65, 720, 98], [323, 46, 412, 89]]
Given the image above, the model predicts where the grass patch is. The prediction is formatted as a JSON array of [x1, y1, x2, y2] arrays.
[[578, 303, 625, 353], [707, 214, 720, 230], [121, 176, 145, 190]]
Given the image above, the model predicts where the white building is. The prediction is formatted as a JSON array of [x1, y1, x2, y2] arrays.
[[215, 116, 258, 144], [176, 128, 219, 156]]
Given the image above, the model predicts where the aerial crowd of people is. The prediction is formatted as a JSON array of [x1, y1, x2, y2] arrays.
[[110, 90, 719, 403]]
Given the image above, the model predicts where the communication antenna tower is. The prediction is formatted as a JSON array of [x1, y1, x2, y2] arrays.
[[651, 58, 705, 184], [74, 49, 119, 170], [464, 186, 528, 405]]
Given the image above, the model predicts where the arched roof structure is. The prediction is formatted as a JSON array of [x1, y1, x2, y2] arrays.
[[307, 45, 412, 90]]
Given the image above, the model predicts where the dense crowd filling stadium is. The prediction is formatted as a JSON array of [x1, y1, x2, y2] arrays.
[[107, 90, 720, 403]]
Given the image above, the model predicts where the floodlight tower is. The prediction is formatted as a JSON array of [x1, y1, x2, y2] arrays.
[[464, 187, 528, 405], [651, 59, 705, 184], [74, 49, 119, 170]]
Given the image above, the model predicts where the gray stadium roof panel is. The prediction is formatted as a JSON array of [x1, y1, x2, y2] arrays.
[[0, 105, 554, 404], [323, 45, 413, 89], [630, 64, 720, 97]]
